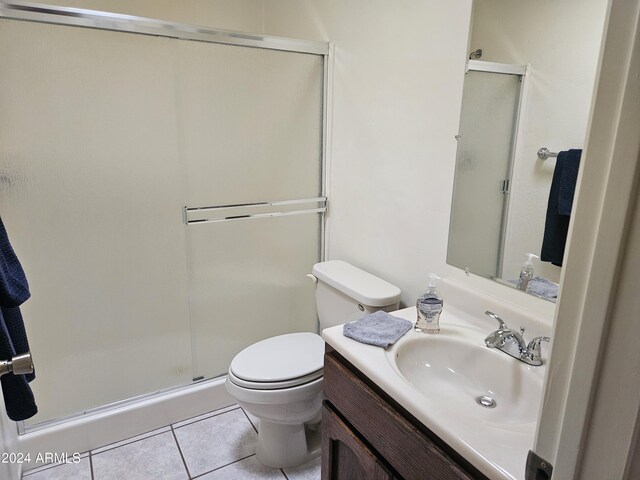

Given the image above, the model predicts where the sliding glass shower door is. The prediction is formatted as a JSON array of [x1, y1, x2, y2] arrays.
[[175, 40, 323, 380], [0, 18, 324, 427]]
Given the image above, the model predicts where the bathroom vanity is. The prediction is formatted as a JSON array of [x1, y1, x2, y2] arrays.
[[322, 345, 488, 479], [321, 278, 553, 480]]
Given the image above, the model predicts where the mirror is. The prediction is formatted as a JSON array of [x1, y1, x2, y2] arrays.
[[447, 0, 609, 302]]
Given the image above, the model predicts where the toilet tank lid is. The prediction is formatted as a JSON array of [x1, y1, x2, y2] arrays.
[[312, 260, 401, 307]]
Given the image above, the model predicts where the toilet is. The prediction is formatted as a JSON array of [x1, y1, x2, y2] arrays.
[[225, 260, 401, 468]]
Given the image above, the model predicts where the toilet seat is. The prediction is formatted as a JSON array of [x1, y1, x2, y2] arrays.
[[228, 332, 324, 390], [228, 367, 322, 390]]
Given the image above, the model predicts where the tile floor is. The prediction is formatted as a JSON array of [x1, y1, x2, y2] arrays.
[[22, 405, 321, 480]]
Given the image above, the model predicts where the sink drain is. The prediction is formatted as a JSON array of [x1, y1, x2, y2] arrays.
[[476, 395, 497, 408]]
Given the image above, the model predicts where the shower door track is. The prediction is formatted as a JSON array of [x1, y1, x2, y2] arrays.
[[0, 1, 329, 55]]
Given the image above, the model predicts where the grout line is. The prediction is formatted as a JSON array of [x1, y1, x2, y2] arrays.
[[173, 406, 241, 430], [90, 429, 169, 456], [281, 468, 290, 479], [91, 426, 171, 455], [89, 452, 94, 480], [170, 425, 192, 479], [91, 405, 239, 457], [190, 454, 256, 479], [240, 408, 259, 434]]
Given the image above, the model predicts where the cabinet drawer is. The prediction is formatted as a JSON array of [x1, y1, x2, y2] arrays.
[[324, 351, 486, 480]]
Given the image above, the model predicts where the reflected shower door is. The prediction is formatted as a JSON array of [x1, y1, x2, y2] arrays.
[[176, 41, 324, 380], [448, 70, 521, 278]]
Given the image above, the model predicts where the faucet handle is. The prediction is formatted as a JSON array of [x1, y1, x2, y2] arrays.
[[524, 336, 551, 365], [527, 336, 550, 350], [484, 311, 508, 330]]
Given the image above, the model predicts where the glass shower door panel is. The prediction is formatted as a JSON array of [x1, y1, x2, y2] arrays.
[[176, 41, 324, 378], [448, 71, 521, 278], [176, 41, 323, 206], [0, 21, 192, 425], [187, 216, 320, 379]]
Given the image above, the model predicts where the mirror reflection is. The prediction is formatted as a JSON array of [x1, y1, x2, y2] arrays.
[[447, 0, 608, 302]]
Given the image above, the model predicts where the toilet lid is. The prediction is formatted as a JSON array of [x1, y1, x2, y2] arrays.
[[229, 332, 324, 383]]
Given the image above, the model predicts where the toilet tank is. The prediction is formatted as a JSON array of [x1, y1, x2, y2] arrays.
[[311, 260, 402, 329]]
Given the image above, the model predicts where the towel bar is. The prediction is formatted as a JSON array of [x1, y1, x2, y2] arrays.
[[537, 147, 559, 160], [184, 197, 327, 225]]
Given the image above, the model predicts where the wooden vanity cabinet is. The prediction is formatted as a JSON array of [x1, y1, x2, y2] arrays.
[[322, 346, 490, 480]]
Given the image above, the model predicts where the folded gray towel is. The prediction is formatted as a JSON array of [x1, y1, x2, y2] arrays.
[[343, 311, 412, 348], [510, 276, 559, 303], [526, 276, 559, 302]]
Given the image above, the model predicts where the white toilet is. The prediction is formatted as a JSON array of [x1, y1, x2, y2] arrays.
[[225, 260, 401, 468]]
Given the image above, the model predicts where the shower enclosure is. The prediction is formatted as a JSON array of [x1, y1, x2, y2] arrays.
[[0, 5, 328, 429]]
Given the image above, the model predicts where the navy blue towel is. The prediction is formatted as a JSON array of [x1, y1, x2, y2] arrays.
[[0, 217, 37, 421], [541, 149, 582, 267]]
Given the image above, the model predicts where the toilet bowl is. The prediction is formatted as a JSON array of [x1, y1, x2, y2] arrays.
[[225, 260, 401, 468], [225, 332, 324, 468]]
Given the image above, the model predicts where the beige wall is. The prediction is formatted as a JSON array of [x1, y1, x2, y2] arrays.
[[470, 0, 609, 283]]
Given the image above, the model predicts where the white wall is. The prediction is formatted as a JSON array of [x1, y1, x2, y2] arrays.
[[262, 0, 473, 307], [470, 0, 608, 283]]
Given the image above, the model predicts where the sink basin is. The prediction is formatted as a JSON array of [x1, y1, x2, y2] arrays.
[[391, 334, 543, 426]]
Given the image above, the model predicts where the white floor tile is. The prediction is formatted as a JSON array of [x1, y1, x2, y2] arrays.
[[283, 456, 322, 480], [174, 408, 257, 477], [22, 456, 91, 480], [197, 455, 285, 480], [23, 452, 89, 476], [92, 431, 188, 480]]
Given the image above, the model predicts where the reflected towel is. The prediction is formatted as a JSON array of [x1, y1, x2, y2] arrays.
[[343, 311, 412, 348], [527, 276, 559, 303], [510, 276, 559, 303], [541, 149, 582, 267]]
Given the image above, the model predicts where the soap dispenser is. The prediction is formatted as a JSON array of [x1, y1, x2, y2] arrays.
[[415, 274, 443, 334], [519, 253, 539, 292]]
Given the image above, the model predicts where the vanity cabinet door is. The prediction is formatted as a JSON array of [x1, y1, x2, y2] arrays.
[[322, 404, 395, 480]]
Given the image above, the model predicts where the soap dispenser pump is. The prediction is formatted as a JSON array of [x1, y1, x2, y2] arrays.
[[519, 253, 539, 292], [415, 273, 443, 334]]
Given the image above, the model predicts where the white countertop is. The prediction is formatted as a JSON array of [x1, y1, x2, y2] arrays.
[[322, 302, 547, 480]]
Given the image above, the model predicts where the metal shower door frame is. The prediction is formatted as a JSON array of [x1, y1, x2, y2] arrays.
[[465, 60, 527, 279]]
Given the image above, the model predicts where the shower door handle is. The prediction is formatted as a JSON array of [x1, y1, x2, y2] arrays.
[[0, 352, 34, 377], [501, 179, 510, 195]]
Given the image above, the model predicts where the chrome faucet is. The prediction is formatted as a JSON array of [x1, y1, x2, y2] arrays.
[[483, 311, 550, 366]]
